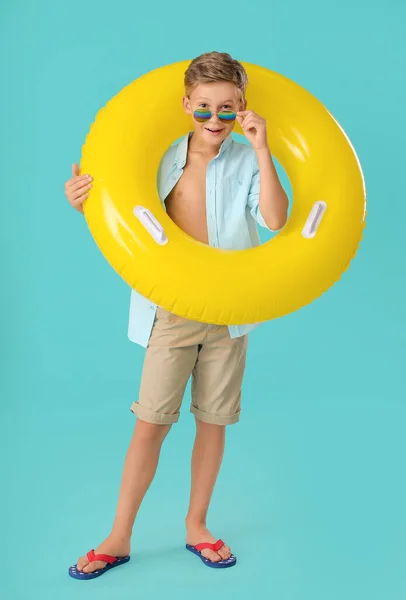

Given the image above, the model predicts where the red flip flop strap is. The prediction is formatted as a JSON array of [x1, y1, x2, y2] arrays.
[[194, 539, 225, 552], [87, 549, 118, 565], [213, 539, 225, 552]]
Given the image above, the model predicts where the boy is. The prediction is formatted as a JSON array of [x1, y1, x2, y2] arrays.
[[64, 51, 288, 578]]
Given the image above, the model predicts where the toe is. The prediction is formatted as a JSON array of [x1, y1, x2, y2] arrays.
[[83, 560, 106, 573], [76, 556, 89, 572], [201, 549, 222, 563], [218, 545, 231, 560]]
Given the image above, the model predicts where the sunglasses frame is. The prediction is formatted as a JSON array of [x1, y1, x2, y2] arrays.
[[193, 108, 238, 123], [187, 97, 239, 124]]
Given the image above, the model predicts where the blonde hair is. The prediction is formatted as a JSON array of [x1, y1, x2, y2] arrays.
[[184, 52, 248, 98]]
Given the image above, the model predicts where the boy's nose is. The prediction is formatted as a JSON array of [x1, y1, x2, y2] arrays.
[[208, 113, 221, 124]]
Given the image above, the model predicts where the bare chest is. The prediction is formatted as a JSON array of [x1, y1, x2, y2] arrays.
[[165, 155, 212, 243]]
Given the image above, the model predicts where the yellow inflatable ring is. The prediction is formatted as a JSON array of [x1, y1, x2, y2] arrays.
[[81, 60, 366, 325]]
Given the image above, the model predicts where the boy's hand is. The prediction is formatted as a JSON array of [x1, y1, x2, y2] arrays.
[[236, 110, 268, 151], [64, 164, 92, 214]]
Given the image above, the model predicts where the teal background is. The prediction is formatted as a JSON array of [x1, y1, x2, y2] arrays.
[[1, 0, 405, 599]]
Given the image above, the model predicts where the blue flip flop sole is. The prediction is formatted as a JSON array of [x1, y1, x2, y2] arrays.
[[186, 544, 237, 568], [68, 555, 130, 580]]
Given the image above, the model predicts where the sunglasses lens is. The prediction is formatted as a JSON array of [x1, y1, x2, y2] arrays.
[[194, 109, 211, 123], [218, 111, 237, 123]]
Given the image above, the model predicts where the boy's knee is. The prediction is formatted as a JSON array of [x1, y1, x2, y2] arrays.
[[134, 418, 171, 442], [195, 418, 226, 431]]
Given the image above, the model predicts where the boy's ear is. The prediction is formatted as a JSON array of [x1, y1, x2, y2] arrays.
[[183, 96, 192, 114], [241, 98, 247, 111]]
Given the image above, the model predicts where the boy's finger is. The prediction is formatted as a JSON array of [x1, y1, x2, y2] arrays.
[[69, 185, 92, 196], [73, 175, 92, 183], [72, 163, 80, 177], [72, 192, 89, 207], [242, 115, 254, 128], [66, 176, 92, 190], [237, 111, 249, 116]]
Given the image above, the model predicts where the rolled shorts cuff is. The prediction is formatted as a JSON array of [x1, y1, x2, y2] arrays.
[[190, 405, 241, 426], [130, 402, 179, 425]]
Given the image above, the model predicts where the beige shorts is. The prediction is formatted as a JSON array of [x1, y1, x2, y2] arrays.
[[130, 307, 248, 426]]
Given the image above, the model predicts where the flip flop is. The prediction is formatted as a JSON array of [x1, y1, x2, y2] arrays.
[[186, 539, 236, 568], [68, 549, 131, 580]]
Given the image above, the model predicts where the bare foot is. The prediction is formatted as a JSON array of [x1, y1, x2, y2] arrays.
[[76, 534, 130, 574], [186, 522, 231, 562]]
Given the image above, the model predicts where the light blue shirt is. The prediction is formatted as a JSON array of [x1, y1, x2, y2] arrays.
[[128, 133, 272, 347]]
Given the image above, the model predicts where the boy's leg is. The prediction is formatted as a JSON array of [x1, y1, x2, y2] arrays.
[[77, 308, 201, 574], [186, 328, 248, 562], [111, 421, 170, 537], [77, 419, 171, 573], [186, 420, 230, 562]]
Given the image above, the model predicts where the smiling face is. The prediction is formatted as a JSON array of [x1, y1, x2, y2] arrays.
[[183, 81, 246, 146]]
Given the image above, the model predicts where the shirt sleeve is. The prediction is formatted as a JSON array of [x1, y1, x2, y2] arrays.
[[156, 155, 169, 204], [156, 146, 177, 204], [247, 151, 280, 232]]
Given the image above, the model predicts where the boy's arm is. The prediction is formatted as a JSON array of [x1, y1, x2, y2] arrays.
[[255, 148, 288, 231], [238, 110, 288, 231]]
